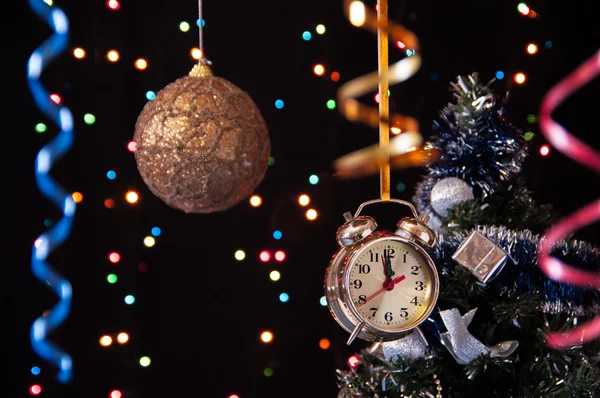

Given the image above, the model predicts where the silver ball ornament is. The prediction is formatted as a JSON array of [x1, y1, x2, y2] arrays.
[[430, 177, 474, 218]]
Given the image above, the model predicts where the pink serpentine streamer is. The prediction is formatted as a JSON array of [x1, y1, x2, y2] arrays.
[[538, 49, 600, 349]]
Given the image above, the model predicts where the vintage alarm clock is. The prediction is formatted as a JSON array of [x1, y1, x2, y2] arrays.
[[324, 199, 439, 344]]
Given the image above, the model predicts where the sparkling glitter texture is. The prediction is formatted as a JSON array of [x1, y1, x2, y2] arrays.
[[134, 70, 270, 213]]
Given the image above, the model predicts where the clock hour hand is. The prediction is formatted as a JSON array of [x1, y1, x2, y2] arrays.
[[382, 253, 394, 290]]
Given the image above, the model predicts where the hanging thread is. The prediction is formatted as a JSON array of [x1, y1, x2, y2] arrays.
[[27, 0, 75, 383]]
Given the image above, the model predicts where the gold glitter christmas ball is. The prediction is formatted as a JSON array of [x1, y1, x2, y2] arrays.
[[134, 66, 270, 213]]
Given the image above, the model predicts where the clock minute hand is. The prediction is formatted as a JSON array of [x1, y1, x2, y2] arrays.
[[358, 274, 406, 306]]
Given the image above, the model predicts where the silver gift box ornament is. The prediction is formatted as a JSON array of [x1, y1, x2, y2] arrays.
[[452, 231, 508, 284]]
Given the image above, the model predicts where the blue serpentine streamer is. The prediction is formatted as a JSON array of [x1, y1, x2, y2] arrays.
[[27, 0, 75, 383]]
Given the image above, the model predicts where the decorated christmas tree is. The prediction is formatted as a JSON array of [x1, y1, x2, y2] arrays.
[[335, 75, 600, 397]]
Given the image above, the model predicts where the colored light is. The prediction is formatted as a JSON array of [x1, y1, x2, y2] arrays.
[[138, 263, 148, 272], [127, 141, 138, 152], [539, 145, 550, 156], [313, 64, 325, 76], [108, 252, 121, 264], [279, 293, 289, 302], [320, 296, 327, 306], [309, 174, 319, 185], [349, 1, 366, 26], [43, 0, 52, 5], [264, 368, 274, 377], [191, 48, 202, 60], [146, 91, 156, 100], [514, 72, 526, 84], [107, 170, 117, 180], [326, 99, 336, 110], [135, 58, 148, 70], [268, 156, 275, 166], [35, 123, 47, 133], [302, 31, 312, 41], [125, 191, 139, 204], [250, 195, 262, 207], [104, 199, 115, 209], [151, 227, 161, 236], [306, 209, 318, 221], [179, 21, 190, 32], [316, 24, 326, 34], [273, 230, 282, 240], [259, 250, 271, 262], [117, 332, 129, 344], [124, 295, 135, 305], [144, 236, 156, 247], [106, 50, 120, 62], [274, 99, 284, 109], [107, 0, 120, 10], [100, 335, 113, 346], [274, 250, 286, 262], [31, 366, 41, 376], [517, 2, 530, 15], [527, 114, 537, 124], [260, 330, 274, 343], [107, 274, 118, 284], [348, 355, 360, 368], [269, 270, 281, 281], [235, 250, 246, 261], [84, 113, 96, 125], [72, 192, 83, 203], [298, 194, 310, 206], [196, 19, 206, 27], [319, 338, 331, 350], [228, 395, 240, 398], [396, 40, 406, 49], [396, 182, 406, 192], [524, 132, 535, 141], [139, 356, 151, 367], [330, 71, 340, 82], [110, 390, 122, 398], [391, 127, 402, 135], [50, 94, 61, 104], [73, 47, 86, 59], [526, 43, 538, 55], [44, 219, 53, 227], [30, 385, 42, 395], [545, 40, 552, 49]]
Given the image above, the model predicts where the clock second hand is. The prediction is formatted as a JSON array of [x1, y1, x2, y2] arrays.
[[358, 274, 406, 307]]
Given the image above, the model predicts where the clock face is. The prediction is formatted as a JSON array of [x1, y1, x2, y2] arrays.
[[347, 237, 437, 332]]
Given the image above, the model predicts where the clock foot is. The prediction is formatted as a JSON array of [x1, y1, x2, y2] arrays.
[[347, 321, 366, 345]]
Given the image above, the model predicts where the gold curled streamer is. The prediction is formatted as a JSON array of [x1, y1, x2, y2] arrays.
[[335, 0, 438, 180]]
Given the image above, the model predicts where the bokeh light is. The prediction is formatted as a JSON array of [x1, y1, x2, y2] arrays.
[[545, 40, 553, 49], [144, 236, 156, 247], [228, 395, 240, 398], [100, 335, 113, 346], [524, 132, 535, 141], [260, 330, 274, 343], [330, 71, 340, 82], [316, 24, 326, 34], [146, 91, 156, 100], [110, 390, 122, 398], [396, 40, 406, 49], [298, 194, 310, 206], [196, 19, 206, 27], [279, 293, 289, 302], [117, 332, 129, 344], [104, 199, 115, 209], [514, 72, 526, 84], [320, 296, 327, 306], [313, 64, 325, 76], [29, 385, 42, 395], [348, 355, 360, 368], [73, 47, 86, 59], [35, 123, 47, 133], [108, 252, 121, 264], [306, 209, 318, 221], [275, 99, 284, 109], [264, 368, 274, 377], [84, 113, 96, 125], [302, 31, 312, 41], [72, 192, 83, 203], [319, 338, 331, 350], [274, 250, 286, 262], [127, 141, 138, 152], [151, 227, 162, 236], [107, 170, 117, 180], [526, 43, 538, 55], [268, 156, 275, 166], [50, 94, 61, 104], [539, 144, 550, 156], [391, 127, 402, 135], [309, 174, 319, 185], [125, 191, 139, 204], [259, 250, 271, 262], [235, 250, 246, 261], [139, 356, 151, 367], [349, 0, 366, 26], [107, 274, 118, 284], [106, 50, 120, 62], [326, 99, 336, 110], [269, 270, 281, 281], [179, 21, 190, 32], [139, 263, 148, 272], [396, 182, 406, 192], [250, 195, 262, 207], [107, 0, 120, 10], [191, 47, 202, 60], [273, 230, 282, 240], [135, 58, 148, 70], [527, 114, 537, 124], [495, 70, 505, 80], [517, 2, 530, 15], [31, 366, 41, 376], [124, 295, 135, 305]]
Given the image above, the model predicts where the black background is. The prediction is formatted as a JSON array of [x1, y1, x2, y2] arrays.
[[5, 0, 600, 397]]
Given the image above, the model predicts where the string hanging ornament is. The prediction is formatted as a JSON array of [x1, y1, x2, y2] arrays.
[[134, 0, 270, 214]]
